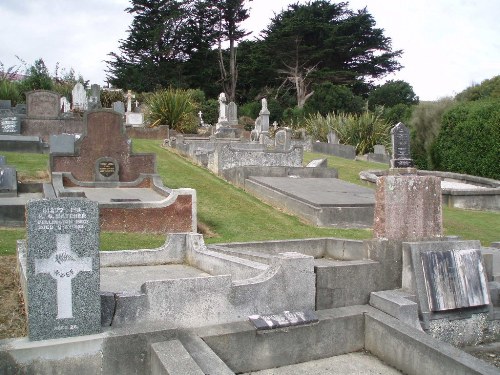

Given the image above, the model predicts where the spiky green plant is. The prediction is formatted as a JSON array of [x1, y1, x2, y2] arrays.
[[145, 88, 198, 133], [304, 108, 391, 155]]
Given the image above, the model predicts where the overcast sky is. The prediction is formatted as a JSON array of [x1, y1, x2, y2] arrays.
[[0, 0, 498, 101]]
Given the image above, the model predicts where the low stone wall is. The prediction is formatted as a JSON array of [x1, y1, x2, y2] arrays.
[[22, 117, 84, 143], [125, 125, 169, 139], [208, 143, 303, 174], [312, 142, 356, 159]]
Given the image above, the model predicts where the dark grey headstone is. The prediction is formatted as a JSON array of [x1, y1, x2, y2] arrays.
[[95, 157, 119, 182], [26, 198, 100, 341], [112, 101, 125, 115], [421, 249, 490, 311], [249, 310, 318, 331], [0, 115, 21, 134], [0, 99, 12, 109], [0, 164, 17, 196], [50, 134, 75, 154], [391, 122, 413, 168], [87, 84, 102, 110]]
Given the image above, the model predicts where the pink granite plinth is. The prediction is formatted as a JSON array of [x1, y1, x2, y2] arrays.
[[373, 175, 442, 241]]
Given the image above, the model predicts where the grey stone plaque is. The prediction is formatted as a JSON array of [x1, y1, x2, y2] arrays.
[[391, 122, 413, 168], [421, 249, 490, 311], [50, 134, 75, 154], [0, 115, 21, 134], [275, 128, 291, 151], [26, 198, 100, 341], [249, 310, 318, 331], [95, 157, 119, 182], [228, 101, 238, 126]]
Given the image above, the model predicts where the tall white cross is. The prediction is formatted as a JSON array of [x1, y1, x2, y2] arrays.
[[125, 90, 135, 113], [35, 234, 92, 319]]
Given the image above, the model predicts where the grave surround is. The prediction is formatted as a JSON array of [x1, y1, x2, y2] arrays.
[[26, 198, 101, 341]]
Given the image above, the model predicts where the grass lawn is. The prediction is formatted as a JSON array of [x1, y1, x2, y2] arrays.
[[1, 151, 49, 181]]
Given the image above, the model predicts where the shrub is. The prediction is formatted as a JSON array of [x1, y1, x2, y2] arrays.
[[0, 79, 22, 105], [304, 108, 391, 155], [431, 99, 500, 179], [409, 98, 455, 169], [304, 83, 364, 116], [100, 89, 124, 108], [145, 88, 198, 133]]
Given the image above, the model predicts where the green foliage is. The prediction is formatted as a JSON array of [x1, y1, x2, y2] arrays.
[[19, 59, 53, 93], [455, 75, 500, 102], [239, 101, 260, 119], [304, 108, 391, 155], [304, 83, 364, 116], [431, 99, 500, 179], [367, 80, 419, 109], [382, 103, 413, 126], [0, 79, 22, 105], [100, 89, 124, 108], [409, 98, 455, 169], [145, 88, 198, 133], [239, 115, 255, 131], [282, 106, 306, 129]]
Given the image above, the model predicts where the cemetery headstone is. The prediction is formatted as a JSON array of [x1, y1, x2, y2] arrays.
[[0, 113, 21, 134], [390, 122, 413, 168], [72, 83, 88, 111], [14, 103, 27, 115], [60, 97, 71, 113], [228, 101, 238, 126], [87, 84, 102, 110], [249, 310, 318, 331], [258, 98, 270, 133], [26, 90, 60, 118], [112, 101, 125, 115], [125, 90, 135, 113], [125, 112, 144, 126], [26, 198, 100, 341], [216, 92, 229, 130], [0, 157, 17, 197], [275, 128, 291, 151], [327, 130, 339, 144], [374, 144, 386, 155]]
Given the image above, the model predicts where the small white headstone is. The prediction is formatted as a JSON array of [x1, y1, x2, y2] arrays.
[[71, 83, 87, 111]]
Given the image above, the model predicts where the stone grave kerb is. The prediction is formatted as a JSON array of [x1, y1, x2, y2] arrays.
[[50, 109, 156, 182]]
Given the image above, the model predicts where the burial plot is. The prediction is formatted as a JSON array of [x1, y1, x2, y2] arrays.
[[51, 110, 155, 182], [26, 198, 100, 340]]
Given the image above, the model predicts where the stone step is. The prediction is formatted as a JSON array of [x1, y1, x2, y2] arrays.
[[150, 340, 205, 375]]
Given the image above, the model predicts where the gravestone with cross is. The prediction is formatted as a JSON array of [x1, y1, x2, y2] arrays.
[[26, 198, 100, 341]]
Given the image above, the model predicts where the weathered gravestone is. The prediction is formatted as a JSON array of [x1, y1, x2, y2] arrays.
[[26, 198, 100, 341], [72, 83, 87, 111], [327, 130, 339, 144], [275, 128, 291, 151], [26, 90, 60, 118], [87, 84, 102, 110], [0, 113, 21, 134], [374, 144, 386, 155], [112, 101, 125, 115], [60, 96, 71, 113], [402, 240, 491, 328], [390, 122, 414, 168], [228, 101, 238, 126], [0, 156, 17, 197]]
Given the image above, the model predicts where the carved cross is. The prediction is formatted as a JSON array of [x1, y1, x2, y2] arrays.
[[35, 234, 92, 319]]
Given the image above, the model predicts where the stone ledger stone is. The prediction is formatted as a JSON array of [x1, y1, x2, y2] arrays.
[[373, 175, 442, 240], [26, 198, 101, 341]]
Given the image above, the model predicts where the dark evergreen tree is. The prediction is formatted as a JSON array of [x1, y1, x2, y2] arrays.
[[255, 1, 402, 107], [367, 80, 419, 109]]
